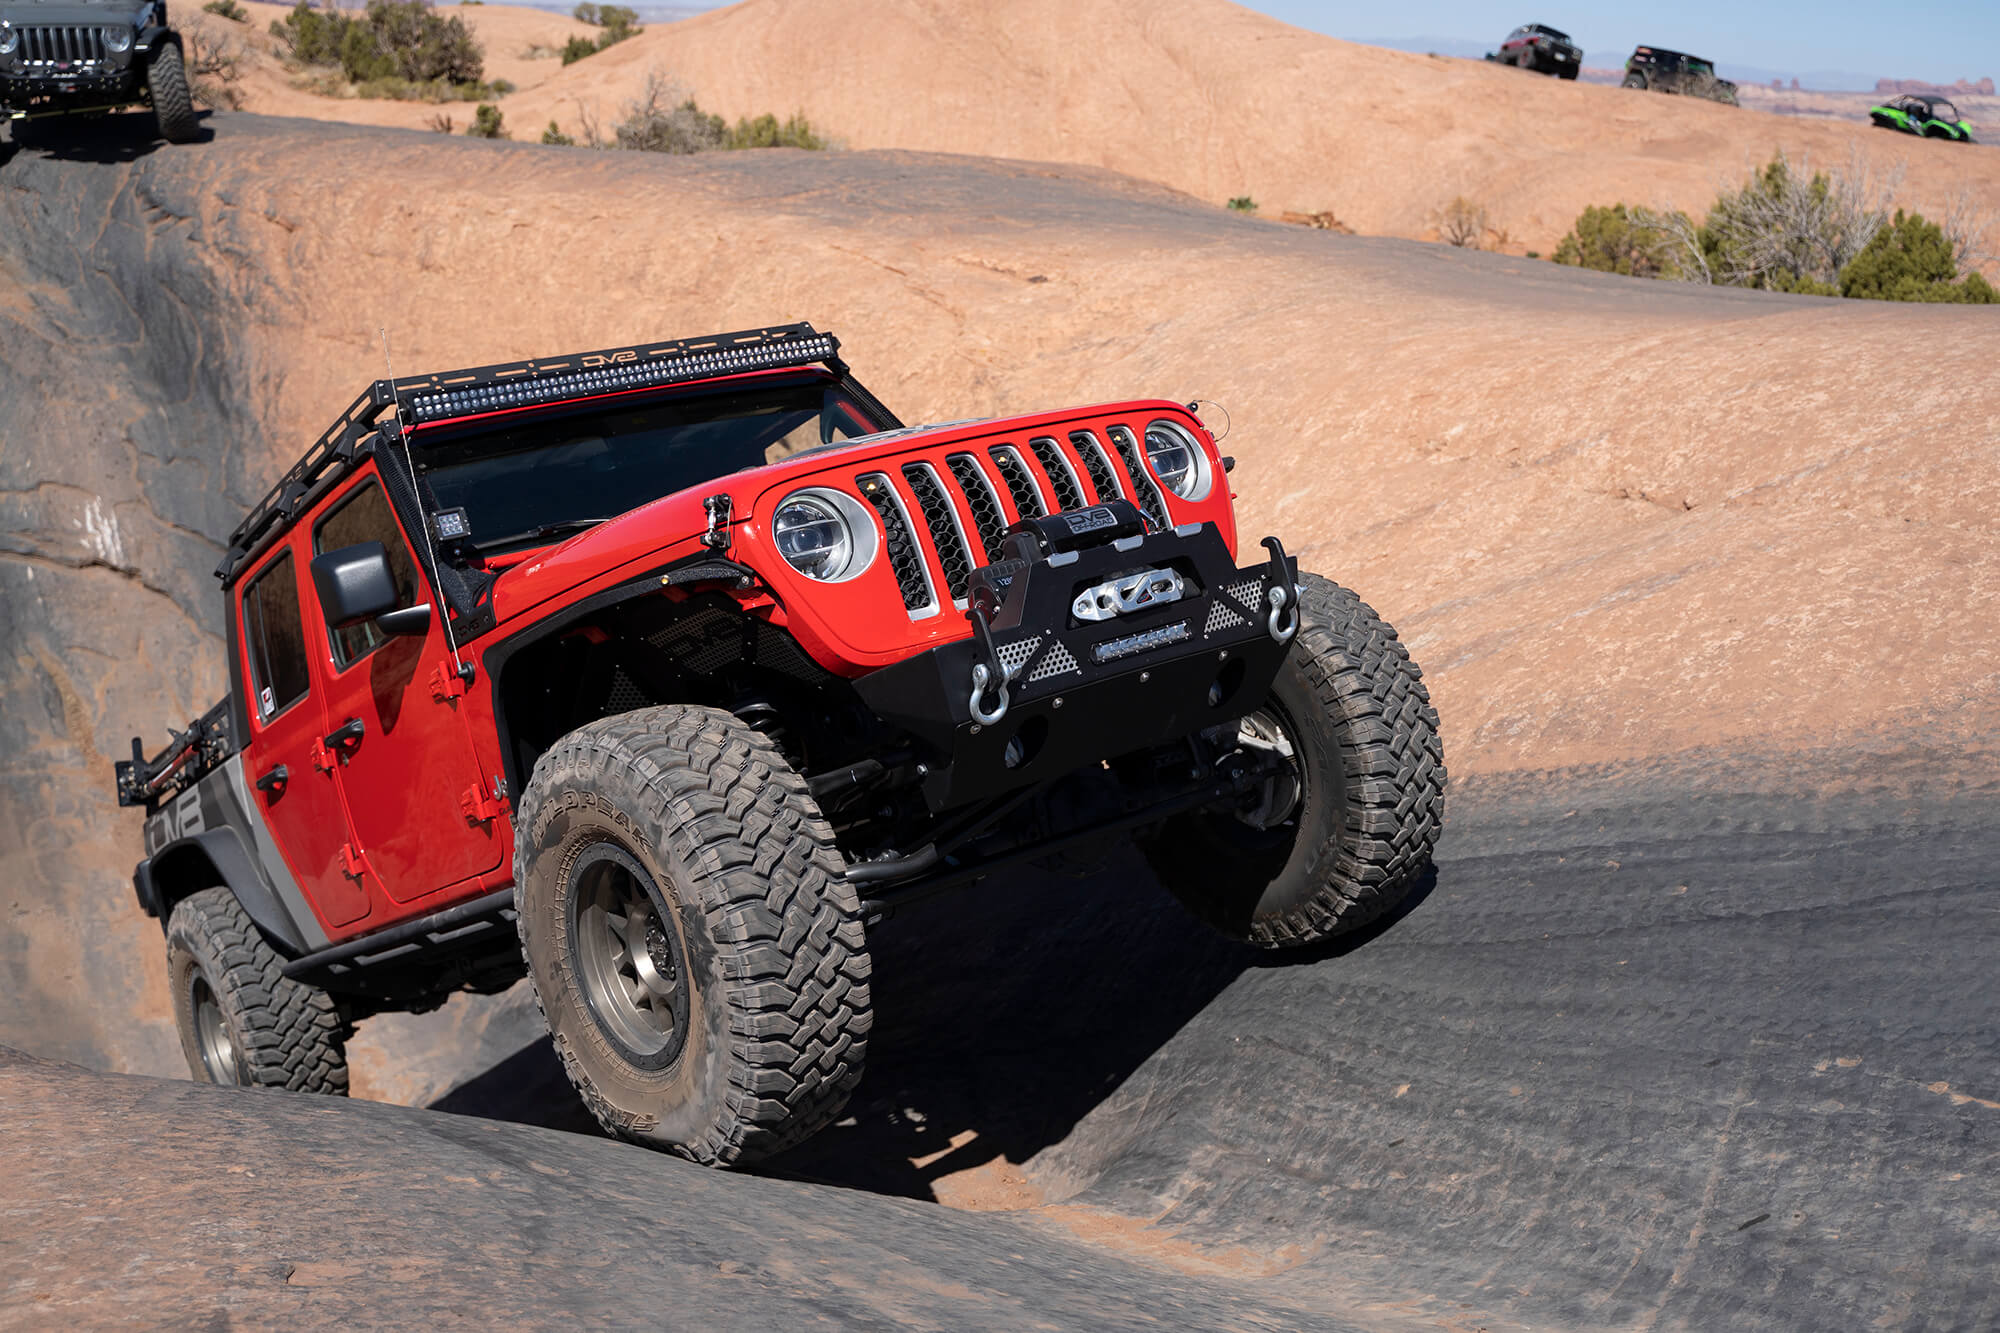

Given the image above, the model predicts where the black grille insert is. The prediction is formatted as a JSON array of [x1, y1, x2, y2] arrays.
[[857, 473, 932, 613], [989, 447, 1046, 520], [1105, 425, 1170, 531], [1029, 437, 1086, 512], [901, 464, 973, 604], [1070, 431, 1125, 507], [946, 455, 1008, 565]]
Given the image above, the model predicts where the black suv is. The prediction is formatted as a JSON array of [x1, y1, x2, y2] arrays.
[[1622, 46, 1738, 106], [1493, 23, 1580, 79], [1, 0, 199, 144]]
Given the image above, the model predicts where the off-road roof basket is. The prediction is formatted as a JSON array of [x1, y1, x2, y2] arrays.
[[215, 323, 857, 586]]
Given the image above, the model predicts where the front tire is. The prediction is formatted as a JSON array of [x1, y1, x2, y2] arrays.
[[1139, 573, 1445, 948], [147, 43, 200, 144], [513, 705, 871, 1165], [167, 886, 349, 1093]]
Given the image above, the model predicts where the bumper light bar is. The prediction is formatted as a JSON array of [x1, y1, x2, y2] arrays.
[[1091, 620, 1191, 664]]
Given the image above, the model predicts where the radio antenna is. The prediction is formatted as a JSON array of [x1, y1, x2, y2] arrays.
[[381, 328, 470, 684]]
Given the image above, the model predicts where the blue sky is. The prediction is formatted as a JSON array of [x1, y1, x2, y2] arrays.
[[1233, 1, 2000, 88]]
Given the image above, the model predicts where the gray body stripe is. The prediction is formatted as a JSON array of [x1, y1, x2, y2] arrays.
[[212, 755, 330, 950]]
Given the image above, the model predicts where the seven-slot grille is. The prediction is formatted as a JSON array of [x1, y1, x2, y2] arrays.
[[16, 26, 110, 65], [860, 428, 1177, 617]]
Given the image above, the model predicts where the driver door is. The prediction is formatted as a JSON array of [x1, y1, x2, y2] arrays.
[[309, 470, 505, 905]]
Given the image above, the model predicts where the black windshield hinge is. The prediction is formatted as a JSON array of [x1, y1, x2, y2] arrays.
[[702, 494, 733, 550]]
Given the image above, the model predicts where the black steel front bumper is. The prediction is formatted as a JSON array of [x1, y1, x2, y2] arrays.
[[1, 70, 143, 113], [853, 521, 1299, 810]]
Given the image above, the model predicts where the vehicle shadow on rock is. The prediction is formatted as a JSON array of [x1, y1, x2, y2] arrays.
[[430, 854, 1437, 1205], [2, 110, 210, 165]]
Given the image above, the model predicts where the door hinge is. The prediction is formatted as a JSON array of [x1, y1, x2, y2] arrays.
[[311, 739, 336, 774], [460, 778, 504, 825], [339, 842, 369, 880], [430, 662, 468, 702]]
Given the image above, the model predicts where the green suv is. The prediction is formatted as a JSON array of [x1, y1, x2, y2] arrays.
[[1869, 95, 1975, 143]]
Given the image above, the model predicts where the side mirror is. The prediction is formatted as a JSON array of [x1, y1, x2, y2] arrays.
[[310, 542, 401, 629]]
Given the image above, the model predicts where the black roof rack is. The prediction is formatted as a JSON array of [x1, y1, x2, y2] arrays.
[[215, 323, 845, 586]]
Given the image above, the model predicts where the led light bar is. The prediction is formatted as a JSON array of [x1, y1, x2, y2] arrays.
[[1091, 620, 1192, 665], [401, 333, 839, 424]]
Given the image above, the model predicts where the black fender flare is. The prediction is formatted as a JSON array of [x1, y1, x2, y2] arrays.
[[134, 19, 179, 61], [137, 828, 310, 957]]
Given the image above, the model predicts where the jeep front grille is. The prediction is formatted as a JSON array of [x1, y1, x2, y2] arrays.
[[17, 26, 109, 65], [861, 428, 1171, 619]]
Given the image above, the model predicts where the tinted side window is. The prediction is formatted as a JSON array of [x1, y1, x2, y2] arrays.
[[242, 550, 311, 720], [314, 480, 422, 668]]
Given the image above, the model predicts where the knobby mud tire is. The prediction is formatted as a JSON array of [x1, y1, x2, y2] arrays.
[[1140, 572, 1446, 948], [167, 887, 349, 1093], [147, 43, 199, 144], [514, 705, 871, 1166]]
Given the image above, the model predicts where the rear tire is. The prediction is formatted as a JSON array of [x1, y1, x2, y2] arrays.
[[147, 43, 200, 144], [167, 887, 348, 1093], [514, 705, 872, 1166], [1139, 573, 1445, 948], [1623, 72, 1647, 90]]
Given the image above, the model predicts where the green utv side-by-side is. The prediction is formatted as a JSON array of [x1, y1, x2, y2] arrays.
[[0, 0, 199, 144], [1869, 94, 1976, 143]]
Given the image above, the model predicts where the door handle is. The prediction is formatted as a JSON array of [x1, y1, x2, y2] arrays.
[[254, 764, 289, 795], [324, 718, 366, 751]]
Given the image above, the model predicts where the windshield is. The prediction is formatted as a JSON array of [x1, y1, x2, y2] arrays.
[[1936, 100, 1959, 120], [416, 377, 885, 554]]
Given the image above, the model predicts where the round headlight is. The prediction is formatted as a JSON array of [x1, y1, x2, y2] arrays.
[[771, 489, 880, 583], [1144, 420, 1212, 501], [0, 27, 20, 56], [102, 26, 133, 53]]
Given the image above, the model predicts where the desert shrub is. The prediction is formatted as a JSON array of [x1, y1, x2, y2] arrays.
[[202, 0, 248, 20], [1551, 204, 1687, 278], [180, 15, 246, 106], [576, 4, 640, 39], [1438, 195, 1488, 248], [564, 2, 640, 62], [1550, 152, 1995, 302], [614, 73, 727, 152], [465, 103, 507, 138], [1839, 211, 1999, 303], [273, 1, 485, 86], [541, 120, 575, 145], [426, 110, 454, 133], [1699, 152, 1893, 290], [1226, 196, 1257, 214], [725, 112, 824, 150]]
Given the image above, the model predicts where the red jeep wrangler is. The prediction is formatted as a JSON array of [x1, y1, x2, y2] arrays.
[[117, 325, 1444, 1164]]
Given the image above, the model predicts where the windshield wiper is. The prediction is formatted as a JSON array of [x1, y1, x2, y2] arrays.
[[470, 517, 613, 553]]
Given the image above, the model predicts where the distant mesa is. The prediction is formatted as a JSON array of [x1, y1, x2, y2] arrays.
[[1875, 76, 1995, 97]]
